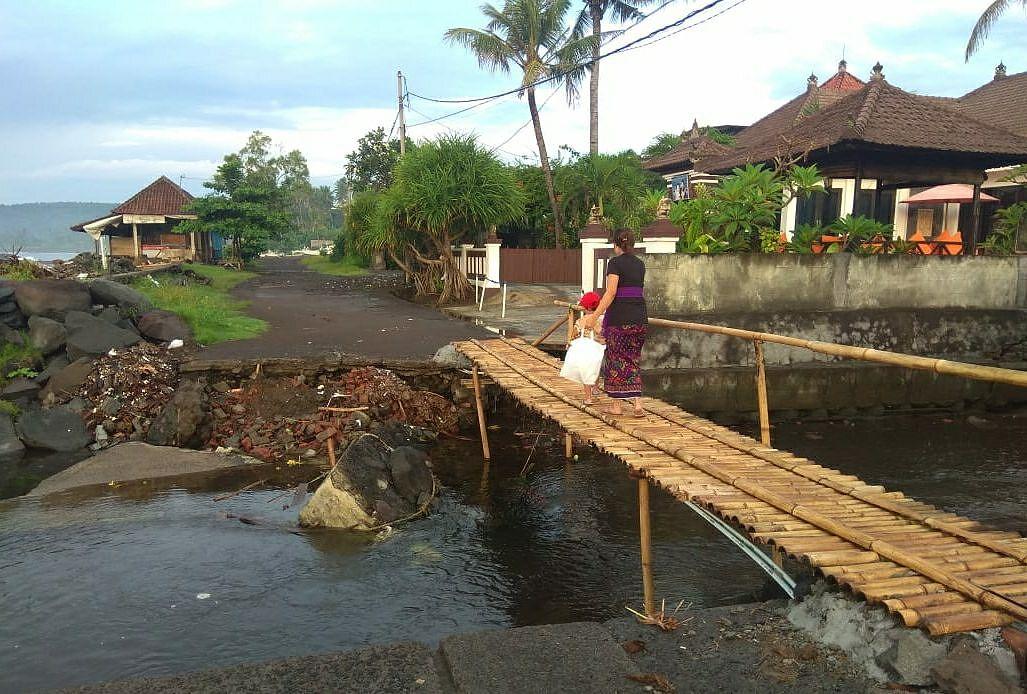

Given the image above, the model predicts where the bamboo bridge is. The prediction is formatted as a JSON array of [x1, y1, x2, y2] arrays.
[[455, 336, 1027, 636]]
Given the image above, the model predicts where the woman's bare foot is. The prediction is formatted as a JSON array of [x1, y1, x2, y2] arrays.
[[603, 404, 624, 416]]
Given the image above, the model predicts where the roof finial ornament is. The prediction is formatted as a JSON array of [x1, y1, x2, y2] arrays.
[[995, 61, 1007, 80], [871, 61, 884, 81], [838, 58, 847, 73], [657, 196, 671, 220], [588, 204, 602, 225], [807, 72, 818, 90]]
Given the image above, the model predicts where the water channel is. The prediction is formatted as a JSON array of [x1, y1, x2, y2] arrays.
[[2, 411, 1026, 691]]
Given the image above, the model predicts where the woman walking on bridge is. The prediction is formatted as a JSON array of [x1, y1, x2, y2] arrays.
[[582, 229, 647, 417]]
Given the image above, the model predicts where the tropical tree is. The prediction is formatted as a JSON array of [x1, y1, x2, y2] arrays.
[[446, 0, 597, 246], [362, 134, 525, 303], [574, 0, 665, 155], [966, 1, 1026, 60], [641, 132, 683, 160], [555, 151, 649, 232], [344, 127, 408, 193], [179, 130, 308, 260]]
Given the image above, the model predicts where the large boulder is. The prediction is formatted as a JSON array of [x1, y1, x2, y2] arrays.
[[14, 279, 91, 319], [15, 405, 90, 452], [39, 356, 93, 401], [931, 640, 1021, 694], [0, 413, 25, 463], [2, 377, 40, 406], [64, 310, 142, 359], [136, 309, 193, 342], [87, 279, 153, 314], [146, 380, 210, 448], [299, 424, 436, 529], [28, 315, 67, 355]]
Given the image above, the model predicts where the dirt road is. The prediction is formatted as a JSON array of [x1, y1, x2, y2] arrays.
[[197, 256, 487, 360]]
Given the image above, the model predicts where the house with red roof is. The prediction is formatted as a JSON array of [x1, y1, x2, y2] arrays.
[[645, 60, 1027, 250], [71, 176, 218, 267]]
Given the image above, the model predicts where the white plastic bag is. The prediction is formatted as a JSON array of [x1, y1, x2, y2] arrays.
[[560, 330, 606, 385]]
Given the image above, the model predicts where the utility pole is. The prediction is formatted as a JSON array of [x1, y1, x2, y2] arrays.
[[397, 70, 406, 156]]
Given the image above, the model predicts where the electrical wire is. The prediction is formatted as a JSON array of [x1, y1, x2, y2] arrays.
[[408, 0, 741, 105], [489, 87, 560, 154]]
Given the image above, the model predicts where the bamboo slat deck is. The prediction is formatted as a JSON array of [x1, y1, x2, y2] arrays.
[[455, 337, 1027, 636]]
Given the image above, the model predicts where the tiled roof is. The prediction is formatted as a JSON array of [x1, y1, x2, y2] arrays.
[[112, 176, 194, 215], [955, 70, 1027, 138], [700, 78, 1027, 173], [642, 132, 733, 172]]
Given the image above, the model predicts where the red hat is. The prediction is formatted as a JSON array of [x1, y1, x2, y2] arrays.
[[579, 291, 601, 311]]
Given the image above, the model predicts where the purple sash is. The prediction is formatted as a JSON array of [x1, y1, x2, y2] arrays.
[[615, 286, 644, 299]]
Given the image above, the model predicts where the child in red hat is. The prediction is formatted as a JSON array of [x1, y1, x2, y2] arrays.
[[576, 291, 604, 404]]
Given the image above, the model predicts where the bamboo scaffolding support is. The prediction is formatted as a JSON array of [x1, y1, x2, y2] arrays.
[[498, 335, 1027, 565], [326, 435, 337, 467], [464, 338, 1027, 625], [638, 477, 656, 617], [471, 365, 490, 462], [565, 433, 573, 459], [566, 307, 576, 347], [753, 339, 771, 446]]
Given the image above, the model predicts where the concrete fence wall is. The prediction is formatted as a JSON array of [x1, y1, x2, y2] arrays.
[[642, 253, 1027, 315]]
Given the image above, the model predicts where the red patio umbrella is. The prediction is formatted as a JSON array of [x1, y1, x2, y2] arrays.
[[900, 184, 999, 204]]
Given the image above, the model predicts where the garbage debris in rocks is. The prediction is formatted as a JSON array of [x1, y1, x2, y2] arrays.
[[67, 342, 180, 447]]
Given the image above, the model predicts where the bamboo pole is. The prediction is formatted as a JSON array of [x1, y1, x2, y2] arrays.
[[638, 477, 656, 617], [326, 435, 337, 467], [532, 313, 569, 347], [468, 338, 1027, 624], [566, 307, 576, 347], [471, 365, 491, 462], [753, 339, 771, 446], [565, 433, 573, 459]]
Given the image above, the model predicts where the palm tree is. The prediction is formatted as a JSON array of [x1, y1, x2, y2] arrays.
[[574, 1, 664, 156], [447, 0, 596, 247], [966, 0, 1026, 60]]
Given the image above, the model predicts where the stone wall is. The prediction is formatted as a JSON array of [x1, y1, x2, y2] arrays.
[[642, 309, 1027, 369], [642, 254, 1027, 315]]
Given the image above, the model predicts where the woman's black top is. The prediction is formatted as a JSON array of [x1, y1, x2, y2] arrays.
[[604, 253, 647, 327]]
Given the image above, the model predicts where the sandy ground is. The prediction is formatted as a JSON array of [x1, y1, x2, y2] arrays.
[[197, 257, 488, 361]]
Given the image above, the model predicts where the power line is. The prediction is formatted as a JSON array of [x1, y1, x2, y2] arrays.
[[489, 88, 560, 154], [408, 0, 740, 105]]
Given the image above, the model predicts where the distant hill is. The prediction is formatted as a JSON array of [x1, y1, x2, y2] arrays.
[[0, 202, 115, 253]]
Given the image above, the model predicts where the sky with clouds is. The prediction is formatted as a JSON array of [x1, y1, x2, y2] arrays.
[[0, 0, 1023, 204]]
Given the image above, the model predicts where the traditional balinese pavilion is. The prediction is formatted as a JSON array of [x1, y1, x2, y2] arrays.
[[646, 61, 1027, 251], [71, 176, 216, 267]]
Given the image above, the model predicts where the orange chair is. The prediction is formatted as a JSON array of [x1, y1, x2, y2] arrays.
[[906, 232, 934, 255], [934, 230, 963, 256], [812, 234, 843, 254]]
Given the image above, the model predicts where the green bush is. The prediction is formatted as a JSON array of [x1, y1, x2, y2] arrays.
[[983, 202, 1027, 255]]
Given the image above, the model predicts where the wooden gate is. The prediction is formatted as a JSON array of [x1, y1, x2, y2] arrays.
[[499, 248, 581, 284]]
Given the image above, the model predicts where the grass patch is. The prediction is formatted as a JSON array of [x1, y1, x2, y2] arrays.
[[133, 266, 266, 345], [300, 254, 368, 277], [0, 338, 42, 381], [186, 263, 258, 291]]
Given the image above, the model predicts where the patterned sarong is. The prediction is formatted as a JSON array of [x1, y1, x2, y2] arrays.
[[601, 324, 647, 399]]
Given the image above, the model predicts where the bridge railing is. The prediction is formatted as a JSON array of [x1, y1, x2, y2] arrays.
[[551, 300, 1027, 446]]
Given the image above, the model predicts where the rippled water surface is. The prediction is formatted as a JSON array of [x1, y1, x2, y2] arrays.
[[3, 412, 1025, 692], [0, 423, 768, 692]]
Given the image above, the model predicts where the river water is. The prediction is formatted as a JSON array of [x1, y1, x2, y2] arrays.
[[1, 412, 1026, 691]]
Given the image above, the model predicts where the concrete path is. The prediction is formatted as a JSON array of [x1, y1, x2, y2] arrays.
[[61, 605, 875, 693], [197, 257, 488, 361], [28, 443, 256, 497]]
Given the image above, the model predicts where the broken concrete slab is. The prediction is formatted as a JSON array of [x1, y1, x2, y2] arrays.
[[57, 642, 444, 694], [28, 442, 257, 497], [439, 622, 639, 693]]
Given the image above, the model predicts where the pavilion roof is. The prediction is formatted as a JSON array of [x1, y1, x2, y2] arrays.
[[112, 175, 194, 215]]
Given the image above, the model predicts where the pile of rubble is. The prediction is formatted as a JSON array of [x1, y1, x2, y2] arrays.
[[205, 368, 462, 463]]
